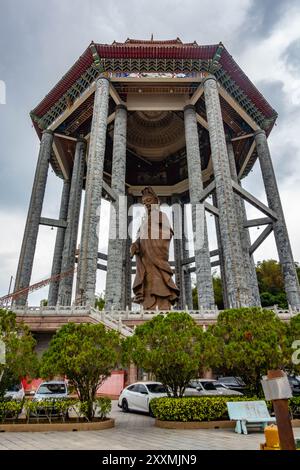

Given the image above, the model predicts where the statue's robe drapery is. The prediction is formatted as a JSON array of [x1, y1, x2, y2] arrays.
[[132, 209, 179, 309]]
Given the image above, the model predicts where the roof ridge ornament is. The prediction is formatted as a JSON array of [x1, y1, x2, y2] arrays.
[[89, 41, 105, 73], [209, 42, 224, 73]]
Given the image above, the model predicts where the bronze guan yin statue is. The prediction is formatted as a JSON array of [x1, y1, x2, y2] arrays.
[[130, 187, 179, 310]]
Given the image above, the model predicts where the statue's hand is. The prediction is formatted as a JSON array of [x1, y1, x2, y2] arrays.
[[134, 293, 144, 303]]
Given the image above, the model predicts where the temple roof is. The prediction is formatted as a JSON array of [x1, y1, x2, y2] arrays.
[[115, 37, 193, 45], [31, 39, 277, 134]]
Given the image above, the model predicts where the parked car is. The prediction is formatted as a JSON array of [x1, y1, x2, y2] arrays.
[[288, 376, 300, 396], [30, 381, 69, 419], [4, 382, 25, 401], [118, 381, 168, 415], [185, 379, 243, 397], [33, 381, 68, 401], [216, 376, 247, 392]]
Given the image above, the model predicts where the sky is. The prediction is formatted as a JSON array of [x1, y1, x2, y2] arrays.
[[1, 0, 300, 305]]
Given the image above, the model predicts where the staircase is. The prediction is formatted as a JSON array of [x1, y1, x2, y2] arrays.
[[89, 307, 133, 337]]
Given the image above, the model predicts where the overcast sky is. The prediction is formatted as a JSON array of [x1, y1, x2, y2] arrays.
[[1, 0, 300, 305]]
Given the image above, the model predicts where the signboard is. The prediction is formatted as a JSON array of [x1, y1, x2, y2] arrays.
[[109, 72, 206, 79], [261, 375, 293, 400]]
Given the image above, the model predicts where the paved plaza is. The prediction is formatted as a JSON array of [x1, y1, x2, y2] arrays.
[[0, 401, 299, 450]]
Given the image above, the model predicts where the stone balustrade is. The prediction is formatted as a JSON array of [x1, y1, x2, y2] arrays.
[[12, 304, 297, 324]]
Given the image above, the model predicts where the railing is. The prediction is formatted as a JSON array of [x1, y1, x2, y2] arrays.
[[12, 305, 298, 322], [13, 305, 134, 337]]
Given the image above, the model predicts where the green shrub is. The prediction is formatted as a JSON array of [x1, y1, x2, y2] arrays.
[[150, 396, 264, 422], [0, 400, 24, 423], [79, 397, 111, 421], [289, 397, 300, 419], [95, 397, 111, 419], [24, 398, 77, 423], [151, 396, 300, 422]]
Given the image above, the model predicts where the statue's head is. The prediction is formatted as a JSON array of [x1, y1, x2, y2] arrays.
[[141, 186, 159, 210]]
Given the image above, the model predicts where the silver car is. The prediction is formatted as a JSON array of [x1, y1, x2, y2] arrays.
[[4, 382, 25, 400], [33, 381, 68, 401], [185, 379, 243, 396]]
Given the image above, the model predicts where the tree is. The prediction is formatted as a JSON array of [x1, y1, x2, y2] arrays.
[[212, 276, 224, 310], [122, 312, 204, 397], [40, 322, 121, 420], [94, 293, 105, 311], [202, 307, 290, 395], [256, 259, 288, 308], [0, 308, 38, 398], [256, 259, 285, 295]]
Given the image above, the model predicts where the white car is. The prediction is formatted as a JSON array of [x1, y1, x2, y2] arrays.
[[33, 381, 68, 401], [4, 382, 25, 400], [184, 379, 243, 397], [118, 381, 168, 415]]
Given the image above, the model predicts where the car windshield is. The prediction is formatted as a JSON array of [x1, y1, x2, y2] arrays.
[[37, 384, 66, 394], [201, 382, 218, 391], [219, 377, 234, 383], [7, 384, 22, 392], [146, 384, 167, 393], [189, 380, 201, 388], [214, 382, 226, 389]]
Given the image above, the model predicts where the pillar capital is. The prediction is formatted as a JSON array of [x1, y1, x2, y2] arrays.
[[76, 137, 87, 144], [96, 74, 110, 85], [202, 74, 217, 85], [183, 104, 195, 113], [115, 103, 127, 112], [254, 128, 266, 138], [42, 129, 54, 136]]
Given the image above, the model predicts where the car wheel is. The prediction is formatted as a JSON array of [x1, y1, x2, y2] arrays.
[[122, 399, 129, 413]]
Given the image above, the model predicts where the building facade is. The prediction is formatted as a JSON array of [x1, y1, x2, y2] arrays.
[[11, 38, 300, 313]]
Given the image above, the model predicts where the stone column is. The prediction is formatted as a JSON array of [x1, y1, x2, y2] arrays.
[[172, 196, 184, 310], [14, 130, 53, 305], [184, 105, 215, 309], [57, 138, 86, 305], [182, 203, 193, 310], [226, 139, 261, 306], [203, 75, 250, 307], [212, 192, 229, 309], [76, 77, 110, 305], [105, 105, 127, 310], [48, 179, 70, 306], [255, 129, 300, 309], [124, 194, 134, 310]]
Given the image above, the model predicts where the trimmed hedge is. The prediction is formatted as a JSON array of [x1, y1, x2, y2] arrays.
[[0, 399, 24, 423], [150, 396, 300, 422], [289, 396, 300, 419], [0, 397, 112, 424], [25, 397, 112, 423]]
